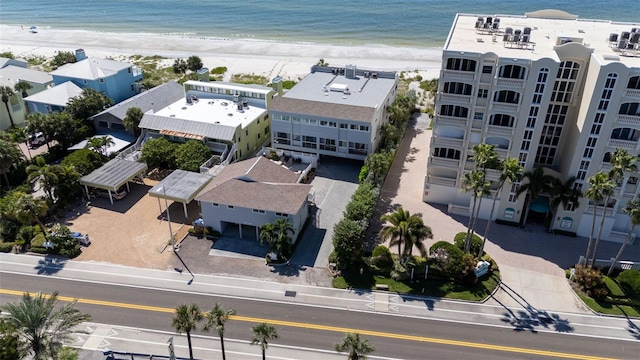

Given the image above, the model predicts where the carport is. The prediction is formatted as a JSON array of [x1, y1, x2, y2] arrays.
[[80, 159, 148, 204], [148, 170, 213, 218]]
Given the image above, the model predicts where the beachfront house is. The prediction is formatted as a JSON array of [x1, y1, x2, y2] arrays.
[[90, 81, 184, 135], [195, 156, 312, 241], [424, 10, 640, 240], [23, 81, 83, 115], [138, 80, 275, 163], [49, 50, 143, 104], [0, 64, 53, 130], [269, 65, 398, 161]]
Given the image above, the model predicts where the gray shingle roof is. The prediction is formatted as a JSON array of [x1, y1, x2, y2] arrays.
[[0, 65, 53, 86], [139, 113, 237, 142], [91, 81, 184, 121], [23, 81, 83, 107], [148, 170, 213, 203], [80, 158, 147, 191], [50, 58, 132, 80], [270, 96, 375, 122], [195, 157, 310, 214]]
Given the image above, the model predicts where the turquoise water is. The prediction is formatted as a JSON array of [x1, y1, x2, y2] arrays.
[[1, 0, 638, 47]]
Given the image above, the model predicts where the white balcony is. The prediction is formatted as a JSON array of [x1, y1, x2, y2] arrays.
[[485, 168, 501, 181], [433, 136, 464, 148], [430, 157, 461, 168], [436, 115, 468, 128], [585, 205, 614, 217], [491, 102, 519, 113], [428, 175, 457, 186], [608, 138, 638, 151], [486, 125, 514, 136], [442, 69, 476, 81], [617, 114, 640, 127], [624, 89, 640, 98], [495, 148, 510, 158], [439, 93, 472, 104], [495, 78, 525, 89]]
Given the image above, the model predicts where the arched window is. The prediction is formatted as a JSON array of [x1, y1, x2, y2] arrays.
[[611, 127, 640, 141], [489, 114, 515, 127], [628, 76, 640, 90], [498, 64, 526, 79], [493, 90, 520, 104], [619, 102, 640, 116]]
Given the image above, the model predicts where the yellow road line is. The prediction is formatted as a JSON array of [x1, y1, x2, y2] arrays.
[[0, 289, 617, 360]]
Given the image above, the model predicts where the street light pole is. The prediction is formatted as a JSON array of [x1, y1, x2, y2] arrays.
[[159, 186, 174, 250]]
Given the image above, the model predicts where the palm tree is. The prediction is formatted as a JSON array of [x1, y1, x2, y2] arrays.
[[364, 152, 391, 184], [465, 144, 498, 251], [380, 207, 431, 264], [403, 215, 433, 260], [55, 165, 81, 205], [273, 218, 294, 259], [203, 303, 236, 360], [591, 149, 638, 265], [25, 112, 51, 151], [0, 291, 91, 360], [13, 193, 49, 238], [479, 157, 523, 257], [123, 106, 144, 137], [547, 176, 582, 233], [250, 322, 278, 360], [14, 80, 32, 98], [86, 135, 115, 157], [1, 86, 16, 127], [171, 304, 203, 360], [0, 137, 24, 188], [608, 197, 640, 276], [8, 125, 32, 160], [26, 156, 60, 201], [583, 172, 615, 266], [516, 165, 554, 228], [461, 170, 490, 253], [335, 332, 375, 360]]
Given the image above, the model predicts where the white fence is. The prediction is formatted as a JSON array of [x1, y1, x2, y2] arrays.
[[578, 256, 640, 271]]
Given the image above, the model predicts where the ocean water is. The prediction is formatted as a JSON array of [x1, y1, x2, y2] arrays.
[[0, 0, 638, 47]]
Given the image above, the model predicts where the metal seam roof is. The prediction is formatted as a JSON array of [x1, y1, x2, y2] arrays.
[[80, 158, 147, 191]]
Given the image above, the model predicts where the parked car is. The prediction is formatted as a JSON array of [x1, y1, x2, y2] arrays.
[[93, 187, 128, 201], [71, 232, 91, 246], [28, 132, 45, 148]]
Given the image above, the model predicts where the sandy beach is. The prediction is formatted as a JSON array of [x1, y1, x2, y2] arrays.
[[0, 25, 442, 80]]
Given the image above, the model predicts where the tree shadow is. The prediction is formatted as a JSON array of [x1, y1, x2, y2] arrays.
[[34, 254, 68, 275], [269, 262, 307, 277], [399, 293, 441, 311]]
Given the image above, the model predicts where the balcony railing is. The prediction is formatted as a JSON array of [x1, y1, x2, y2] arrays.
[[436, 115, 468, 127], [585, 205, 614, 216], [495, 148, 509, 158], [608, 138, 637, 151], [625, 89, 640, 98], [617, 114, 640, 126], [485, 168, 501, 181], [491, 102, 519, 113], [433, 136, 464, 148], [439, 93, 472, 104], [428, 175, 457, 186], [442, 69, 476, 81], [486, 124, 514, 136], [495, 78, 525, 89], [430, 157, 461, 168]]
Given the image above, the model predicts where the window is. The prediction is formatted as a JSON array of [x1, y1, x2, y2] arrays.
[[130, 84, 135, 91], [275, 132, 290, 145], [340, 123, 348, 129], [474, 112, 484, 121], [293, 134, 301, 141], [245, 129, 249, 136], [275, 212, 289, 217], [489, 114, 515, 127], [628, 76, 640, 90], [257, 133, 261, 139], [445, 58, 477, 72], [99, 78, 104, 83], [339, 140, 347, 148], [302, 135, 316, 149], [211, 203, 219, 207], [498, 65, 526, 79], [433, 147, 461, 159], [521, 130, 533, 150], [619, 102, 640, 116], [227, 205, 235, 209], [482, 65, 493, 74], [477, 89, 488, 98], [265, 126, 270, 135], [493, 90, 520, 104], [348, 142, 367, 155], [443, 82, 473, 95], [557, 61, 580, 80], [252, 209, 265, 214], [359, 125, 369, 131], [128, 67, 132, 73], [350, 124, 358, 130], [611, 128, 640, 141], [440, 105, 469, 118], [320, 138, 336, 151]]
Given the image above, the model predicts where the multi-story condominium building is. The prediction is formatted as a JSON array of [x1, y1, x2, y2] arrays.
[[138, 80, 275, 162], [49, 50, 143, 104], [424, 9, 640, 242], [269, 65, 398, 161]]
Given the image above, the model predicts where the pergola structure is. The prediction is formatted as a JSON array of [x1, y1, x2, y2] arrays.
[[80, 159, 148, 204], [148, 170, 213, 218]]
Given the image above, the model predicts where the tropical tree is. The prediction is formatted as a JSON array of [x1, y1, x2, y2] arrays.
[[50, 51, 77, 70], [331, 218, 365, 269], [175, 140, 213, 172], [7, 125, 32, 160], [61, 148, 108, 176], [64, 88, 113, 121], [547, 176, 582, 233], [591, 149, 638, 265], [461, 170, 490, 253], [479, 157, 522, 257], [26, 156, 60, 201], [364, 152, 391, 185], [0, 137, 24, 188], [173, 58, 188, 74], [516, 165, 555, 228], [465, 144, 498, 251], [141, 137, 178, 169], [187, 56, 203, 72], [54, 164, 82, 205], [380, 207, 432, 263], [14, 80, 32, 98], [171, 304, 203, 360], [250, 323, 278, 360], [1, 86, 16, 127], [203, 303, 236, 360], [25, 112, 52, 150], [608, 197, 640, 276], [0, 291, 91, 360], [316, 58, 329, 66], [85, 135, 115, 157], [0, 315, 24, 360], [583, 172, 615, 266], [12, 193, 49, 238], [122, 106, 144, 137], [334, 332, 375, 360], [259, 218, 294, 261]]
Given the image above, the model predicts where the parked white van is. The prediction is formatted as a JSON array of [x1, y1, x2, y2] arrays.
[[28, 132, 45, 148]]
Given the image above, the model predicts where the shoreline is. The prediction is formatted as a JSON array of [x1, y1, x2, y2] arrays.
[[0, 25, 443, 80]]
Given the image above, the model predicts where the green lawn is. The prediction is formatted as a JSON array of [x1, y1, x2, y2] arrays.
[[332, 271, 500, 301], [572, 275, 640, 317]]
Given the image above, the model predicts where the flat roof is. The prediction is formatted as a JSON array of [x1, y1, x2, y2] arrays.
[[283, 67, 396, 108], [446, 10, 640, 67], [148, 170, 212, 204], [68, 133, 135, 155], [80, 158, 147, 191], [155, 97, 265, 129]]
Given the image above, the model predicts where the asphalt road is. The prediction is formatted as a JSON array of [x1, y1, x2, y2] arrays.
[[1, 273, 637, 360]]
